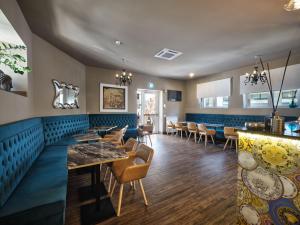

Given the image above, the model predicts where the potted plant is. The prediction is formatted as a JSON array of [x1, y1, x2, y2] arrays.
[[0, 42, 31, 91]]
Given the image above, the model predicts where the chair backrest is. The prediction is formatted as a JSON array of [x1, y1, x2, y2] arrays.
[[175, 122, 182, 128], [123, 138, 138, 152], [143, 124, 153, 133], [167, 121, 174, 128], [121, 125, 128, 135], [119, 143, 154, 183], [187, 122, 197, 130], [197, 123, 207, 132], [224, 127, 237, 136], [135, 143, 154, 164]]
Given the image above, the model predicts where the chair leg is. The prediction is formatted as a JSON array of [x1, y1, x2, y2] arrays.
[[187, 132, 191, 141], [103, 166, 109, 180], [117, 184, 124, 216], [198, 134, 202, 143], [230, 139, 233, 150], [108, 172, 112, 193], [148, 135, 152, 146], [181, 130, 183, 139], [110, 179, 116, 197], [211, 135, 215, 145], [185, 131, 188, 137], [194, 132, 197, 143], [235, 139, 238, 153], [205, 135, 207, 148], [133, 180, 136, 191], [224, 138, 230, 150], [138, 180, 148, 206]]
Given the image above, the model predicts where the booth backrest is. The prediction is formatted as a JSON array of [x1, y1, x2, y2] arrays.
[[186, 113, 297, 127], [42, 115, 89, 146], [0, 118, 44, 207], [89, 114, 137, 128]]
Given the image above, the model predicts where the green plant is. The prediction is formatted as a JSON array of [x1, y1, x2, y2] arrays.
[[0, 42, 31, 75]]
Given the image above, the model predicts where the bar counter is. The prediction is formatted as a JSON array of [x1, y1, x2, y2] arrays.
[[236, 122, 300, 225]]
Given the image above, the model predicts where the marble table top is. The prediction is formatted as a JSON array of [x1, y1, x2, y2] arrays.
[[72, 133, 102, 142], [68, 142, 128, 170], [89, 126, 118, 133]]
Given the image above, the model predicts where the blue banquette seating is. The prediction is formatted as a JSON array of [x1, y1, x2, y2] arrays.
[[0, 113, 137, 225], [89, 113, 138, 139], [186, 113, 297, 139]]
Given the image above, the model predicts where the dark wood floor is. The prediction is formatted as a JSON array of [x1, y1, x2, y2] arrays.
[[66, 134, 237, 225]]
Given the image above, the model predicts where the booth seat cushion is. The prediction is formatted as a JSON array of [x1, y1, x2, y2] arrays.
[[0, 145, 68, 225], [42, 114, 89, 146], [0, 118, 44, 207]]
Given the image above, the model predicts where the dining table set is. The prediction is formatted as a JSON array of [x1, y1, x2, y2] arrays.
[[67, 126, 127, 225]]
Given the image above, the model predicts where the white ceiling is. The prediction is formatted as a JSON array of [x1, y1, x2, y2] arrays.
[[17, 0, 300, 79]]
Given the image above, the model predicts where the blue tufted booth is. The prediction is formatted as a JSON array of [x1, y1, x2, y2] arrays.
[[0, 113, 139, 225], [0, 118, 68, 225], [42, 114, 89, 146], [186, 113, 297, 139], [89, 114, 138, 139]]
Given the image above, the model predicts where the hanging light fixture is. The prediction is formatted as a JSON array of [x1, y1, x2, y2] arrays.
[[244, 56, 267, 85], [115, 58, 133, 86], [284, 0, 300, 11]]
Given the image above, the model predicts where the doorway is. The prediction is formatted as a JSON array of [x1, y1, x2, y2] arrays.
[[137, 89, 163, 133]]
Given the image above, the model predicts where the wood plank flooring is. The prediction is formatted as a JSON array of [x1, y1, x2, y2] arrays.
[[66, 134, 237, 225]]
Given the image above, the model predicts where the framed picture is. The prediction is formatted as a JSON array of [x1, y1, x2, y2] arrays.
[[100, 83, 128, 112]]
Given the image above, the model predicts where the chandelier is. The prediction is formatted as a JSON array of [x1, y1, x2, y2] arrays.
[[284, 0, 300, 11], [244, 57, 268, 85], [244, 66, 268, 85], [115, 69, 133, 86]]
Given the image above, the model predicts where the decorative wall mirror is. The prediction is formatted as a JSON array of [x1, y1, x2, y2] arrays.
[[52, 79, 79, 109]]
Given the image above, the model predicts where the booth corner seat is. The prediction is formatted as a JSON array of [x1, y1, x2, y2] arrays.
[[0, 118, 67, 225], [89, 113, 138, 139], [186, 113, 297, 139]]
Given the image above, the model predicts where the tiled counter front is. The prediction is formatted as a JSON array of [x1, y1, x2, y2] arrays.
[[237, 132, 300, 225]]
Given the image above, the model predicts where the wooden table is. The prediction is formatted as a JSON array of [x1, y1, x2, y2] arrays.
[[68, 142, 128, 225]]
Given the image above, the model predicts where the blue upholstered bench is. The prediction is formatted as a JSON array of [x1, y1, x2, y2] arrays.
[[89, 114, 138, 139], [0, 113, 138, 225], [186, 113, 297, 139]]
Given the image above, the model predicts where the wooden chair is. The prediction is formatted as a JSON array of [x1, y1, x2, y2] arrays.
[[104, 138, 138, 192], [166, 121, 176, 135], [110, 144, 154, 216], [223, 127, 238, 153], [137, 124, 153, 146], [101, 128, 125, 146], [175, 122, 188, 139], [187, 122, 198, 142], [197, 123, 216, 148], [107, 125, 128, 144]]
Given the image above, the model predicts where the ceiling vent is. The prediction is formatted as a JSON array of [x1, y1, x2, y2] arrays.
[[154, 48, 182, 60]]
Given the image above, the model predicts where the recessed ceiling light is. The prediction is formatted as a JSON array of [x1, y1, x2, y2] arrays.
[[115, 40, 122, 46], [189, 73, 194, 78]]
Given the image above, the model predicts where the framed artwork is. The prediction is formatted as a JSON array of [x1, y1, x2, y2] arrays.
[[100, 83, 128, 112]]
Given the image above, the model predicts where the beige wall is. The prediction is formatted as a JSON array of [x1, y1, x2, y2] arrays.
[[0, 0, 34, 125], [32, 34, 86, 117], [86, 67, 185, 121], [185, 53, 300, 117], [0, 0, 87, 125]]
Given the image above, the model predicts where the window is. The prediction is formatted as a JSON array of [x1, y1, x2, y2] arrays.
[[201, 96, 229, 108], [243, 89, 299, 108]]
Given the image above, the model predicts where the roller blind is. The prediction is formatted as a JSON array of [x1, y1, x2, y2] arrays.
[[240, 64, 300, 94], [197, 78, 231, 99]]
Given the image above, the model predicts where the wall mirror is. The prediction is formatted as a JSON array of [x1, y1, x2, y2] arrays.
[[52, 79, 79, 109]]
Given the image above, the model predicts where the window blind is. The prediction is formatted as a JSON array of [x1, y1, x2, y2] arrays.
[[197, 78, 231, 99]]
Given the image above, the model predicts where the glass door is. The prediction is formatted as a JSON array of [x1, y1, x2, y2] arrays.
[[137, 89, 163, 133]]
